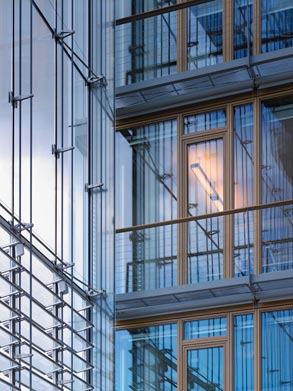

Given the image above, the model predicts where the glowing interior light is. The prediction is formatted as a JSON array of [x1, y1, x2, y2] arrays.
[[190, 162, 223, 211]]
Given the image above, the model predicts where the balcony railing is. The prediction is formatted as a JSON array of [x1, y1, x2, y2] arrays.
[[116, 200, 293, 294]]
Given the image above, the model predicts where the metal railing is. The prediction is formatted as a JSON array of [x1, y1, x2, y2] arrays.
[[116, 200, 293, 294]]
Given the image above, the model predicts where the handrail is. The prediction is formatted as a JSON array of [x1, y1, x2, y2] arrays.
[[116, 199, 293, 233], [116, 0, 211, 26]]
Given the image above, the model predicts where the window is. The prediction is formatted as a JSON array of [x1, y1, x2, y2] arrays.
[[117, 307, 293, 391], [116, 93, 293, 293], [187, 0, 223, 70], [116, 324, 177, 390]]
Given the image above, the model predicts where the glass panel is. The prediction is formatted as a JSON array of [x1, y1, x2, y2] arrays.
[[0, 1, 12, 212], [116, 324, 177, 391], [261, 0, 293, 53], [261, 96, 293, 273], [187, 347, 224, 391], [184, 110, 226, 134], [234, 0, 253, 59], [262, 309, 293, 390], [234, 104, 254, 276], [188, 139, 224, 283], [116, 120, 177, 228], [234, 314, 254, 391], [188, 0, 223, 70], [116, 0, 176, 19], [116, 225, 177, 293], [116, 11, 177, 87], [184, 317, 227, 339]]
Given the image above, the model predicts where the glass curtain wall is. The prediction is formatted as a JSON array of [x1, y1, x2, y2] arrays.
[[116, 324, 177, 391], [261, 95, 293, 273], [116, 10, 177, 86], [261, 0, 293, 53], [233, 104, 254, 277], [0, 1, 114, 390], [262, 309, 293, 391], [116, 120, 177, 292], [234, 0, 253, 59], [187, 0, 223, 70]]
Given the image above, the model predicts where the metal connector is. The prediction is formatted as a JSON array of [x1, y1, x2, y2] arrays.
[[52, 144, 75, 159]]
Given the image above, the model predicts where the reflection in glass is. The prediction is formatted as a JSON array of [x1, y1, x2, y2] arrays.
[[116, 226, 177, 293], [188, 139, 224, 283], [184, 110, 226, 134], [116, 11, 177, 86], [262, 309, 293, 390], [0, 2, 12, 211], [116, 120, 177, 227], [116, 324, 177, 391], [116, 120, 177, 292], [187, 347, 224, 391], [188, 0, 223, 70], [261, 0, 293, 53], [234, 314, 254, 391], [234, 104, 254, 276], [184, 317, 227, 340], [234, 0, 253, 59], [116, 0, 176, 19], [261, 96, 293, 273]]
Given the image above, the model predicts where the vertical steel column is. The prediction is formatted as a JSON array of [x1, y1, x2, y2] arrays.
[[70, 2, 74, 390], [87, 0, 93, 387], [29, 0, 33, 389]]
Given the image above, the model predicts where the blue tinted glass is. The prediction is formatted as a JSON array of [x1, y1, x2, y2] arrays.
[[187, 347, 224, 391], [116, 324, 177, 390], [116, 11, 177, 86], [188, 0, 223, 70], [261, 0, 293, 53], [184, 110, 226, 134], [233, 104, 254, 277], [184, 317, 227, 339], [262, 310, 293, 390], [116, 0, 176, 19], [234, 0, 253, 59], [261, 96, 293, 273], [234, 314, 254, 391]]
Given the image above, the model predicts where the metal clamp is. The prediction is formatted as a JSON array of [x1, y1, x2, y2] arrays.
[[53, 29, 75, 40], [52, 144, 75, 159], [87, 288, 106, 298], [86, 74, 107, 87], [9, 91, 34, 108], [56, 262, 75, 271], [85, 182, 107, 192], [12, 222, 34, 233]]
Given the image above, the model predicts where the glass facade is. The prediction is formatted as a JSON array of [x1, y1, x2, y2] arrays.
[[0, 1, 114, 390], [1, 0, 292, 391], [115, 1, 293, 388], [187, 0, 223, 70], [116, 324, 177, 391]]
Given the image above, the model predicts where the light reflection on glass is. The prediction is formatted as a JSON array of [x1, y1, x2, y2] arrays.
[[234, 314, 254, 391], [116, 11, 177, 87], [188, 0, 223, 70], [261, 95, 293, 273], [184, 317, 227, 340], [188, 139, 224, 284], [187, 347, 224, 391], [261, 0, 293, 53], [116, 324, 177, 391], [234, 104, 254, 277], [262, 309, 293, 390]]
